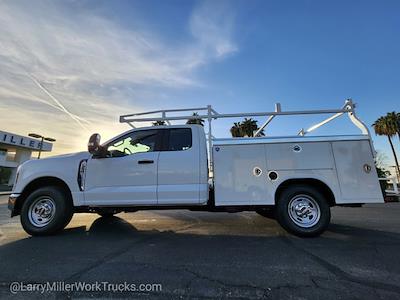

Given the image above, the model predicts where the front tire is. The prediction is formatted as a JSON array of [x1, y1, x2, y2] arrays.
[[20, 186, 73, 236], [276, 185, 330, 237]]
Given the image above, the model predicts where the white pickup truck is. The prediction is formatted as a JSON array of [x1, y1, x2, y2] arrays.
[[8, 100, 384, 237]]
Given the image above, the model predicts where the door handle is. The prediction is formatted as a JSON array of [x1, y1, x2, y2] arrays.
[[138, 160, 154, 164]]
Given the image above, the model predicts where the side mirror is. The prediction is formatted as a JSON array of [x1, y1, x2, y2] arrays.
[[88, 133, 101, 154]]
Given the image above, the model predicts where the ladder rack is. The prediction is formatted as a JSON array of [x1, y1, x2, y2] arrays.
[[119, 99, 373, 171]]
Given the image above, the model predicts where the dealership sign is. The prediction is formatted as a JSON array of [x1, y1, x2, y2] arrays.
[[0, 131, 52, 151]]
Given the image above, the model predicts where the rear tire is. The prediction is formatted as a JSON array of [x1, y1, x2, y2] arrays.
[[276, 185, 330, 237], [20, 186, 74, 236]]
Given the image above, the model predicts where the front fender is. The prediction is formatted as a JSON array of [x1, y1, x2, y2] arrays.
[[13, 152, 90, 206]]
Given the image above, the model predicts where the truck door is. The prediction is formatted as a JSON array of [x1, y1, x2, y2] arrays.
[[157, 127, 201, 204], [84, 129, 163, 205]]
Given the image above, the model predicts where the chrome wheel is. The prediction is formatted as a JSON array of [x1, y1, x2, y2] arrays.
[[28, 197, 56, 228], [288, 194, 320, 228]]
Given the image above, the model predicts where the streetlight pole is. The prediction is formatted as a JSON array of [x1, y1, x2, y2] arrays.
[[38, 136, 44, 159], [28, 133, 56, 159]]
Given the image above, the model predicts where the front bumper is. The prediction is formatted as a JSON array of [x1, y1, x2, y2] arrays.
[[8, 194, 20, 217]]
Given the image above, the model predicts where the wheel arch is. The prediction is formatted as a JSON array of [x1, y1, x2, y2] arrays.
[[274, 178, 336, 207], [14, 177, 73, 216]]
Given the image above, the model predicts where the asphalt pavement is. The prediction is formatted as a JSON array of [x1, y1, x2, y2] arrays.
[[0, 195, 399, 299]]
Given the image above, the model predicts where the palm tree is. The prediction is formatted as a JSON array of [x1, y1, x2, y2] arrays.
[[230, 122, 242, 137], [395, 112, 400, 141], [386, 112, 399, 140], [230, 118, 264, 137], [186, 113, 204, 126], [152, 120, 166, 126], [373, 115, 400, 178], [241, 118, 265, 137]]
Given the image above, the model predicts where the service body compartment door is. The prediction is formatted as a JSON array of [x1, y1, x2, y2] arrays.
[[266, 142, 334, 170], [213, 144, 268, 206], [332, 140, 383, 203]]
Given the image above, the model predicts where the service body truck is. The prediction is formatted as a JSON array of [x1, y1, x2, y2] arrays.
[[8, 100, 384, 237]]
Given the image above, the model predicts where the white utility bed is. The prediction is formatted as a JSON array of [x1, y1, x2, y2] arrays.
[[212, 135, 382, 206]]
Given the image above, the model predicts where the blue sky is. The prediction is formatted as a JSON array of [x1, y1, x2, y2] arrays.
[[0, 0, 399, 166]]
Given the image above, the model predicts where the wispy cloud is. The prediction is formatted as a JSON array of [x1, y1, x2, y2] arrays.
[[0, 0, 238, 155], [27, 73, 91, 130], [190, 0, 238, 59]]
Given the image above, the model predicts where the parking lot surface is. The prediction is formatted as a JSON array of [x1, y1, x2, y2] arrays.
[[0, 195, 399, 299]]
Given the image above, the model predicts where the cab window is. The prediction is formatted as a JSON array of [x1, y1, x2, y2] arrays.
[[107, 130, 159, 157], [165, 128, 192, 151]]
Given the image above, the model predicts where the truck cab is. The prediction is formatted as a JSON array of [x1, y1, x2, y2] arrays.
[[84, 125, 208, 206], [9, 125, 209, 235]]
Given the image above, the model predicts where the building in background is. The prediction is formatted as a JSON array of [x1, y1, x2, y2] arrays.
[[0, 131, 53, 188]]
